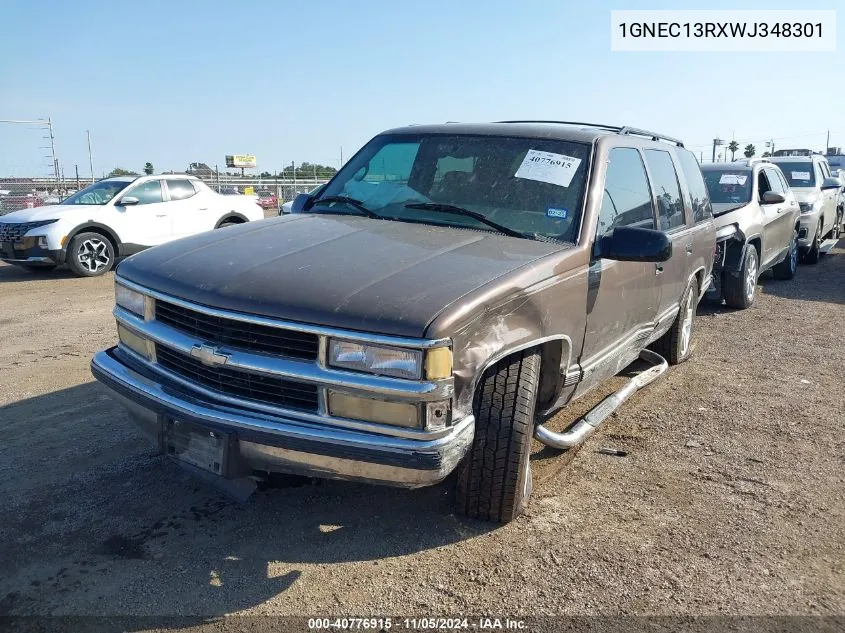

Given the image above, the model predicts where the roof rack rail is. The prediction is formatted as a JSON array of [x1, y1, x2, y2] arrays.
[[496, 120, 684, 147]]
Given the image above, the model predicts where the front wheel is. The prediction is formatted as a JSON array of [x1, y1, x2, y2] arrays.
[[801, 221, 822, 265], [456, 349, 539, 524], [66, 232, 114, 277], [772, 230, 798, 280], [650, 277, 699, 365], [723, 245, 758, 310]]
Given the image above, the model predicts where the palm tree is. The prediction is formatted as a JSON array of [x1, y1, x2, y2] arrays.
[[143, 162, 154, 175], [728, 140, 739, 161], [743, 144, 756, 158]]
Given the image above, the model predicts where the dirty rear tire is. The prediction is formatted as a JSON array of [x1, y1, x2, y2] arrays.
[[456, 350, 539, 524], [723, 246, 757, 310]]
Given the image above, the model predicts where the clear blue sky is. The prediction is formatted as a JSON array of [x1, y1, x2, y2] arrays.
[[1, 0, 842, 177]]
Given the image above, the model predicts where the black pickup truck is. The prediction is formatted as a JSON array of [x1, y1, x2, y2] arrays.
[[92, 121, 715, 522]]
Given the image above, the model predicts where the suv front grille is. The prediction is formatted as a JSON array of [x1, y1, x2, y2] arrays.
[[0, 221, 51, 242], [155, 300, 319, 361], [156, 344, 319, 412]]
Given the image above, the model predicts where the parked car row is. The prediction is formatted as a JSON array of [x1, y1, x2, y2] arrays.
[[0, 175, 265, 276], [1, 120, 833, 523], [88, 120, 843, 526]]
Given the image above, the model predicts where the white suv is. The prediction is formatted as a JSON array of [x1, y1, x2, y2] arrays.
[[769, 155, 842, 263], [0, 175, 264, 276]]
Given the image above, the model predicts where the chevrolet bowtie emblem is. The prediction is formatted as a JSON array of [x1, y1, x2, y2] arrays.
[[190, 344, 229, 367]]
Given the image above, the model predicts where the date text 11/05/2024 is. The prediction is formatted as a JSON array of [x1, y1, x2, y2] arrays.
[[307, 617, 527, 630]]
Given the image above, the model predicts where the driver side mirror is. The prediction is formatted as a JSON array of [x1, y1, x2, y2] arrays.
[[599, 226, 672, 263], [821, 177, 842, 190], [761, 191, 785, 204], [119, 196, 139, 206], [290, 193, 314, 213]]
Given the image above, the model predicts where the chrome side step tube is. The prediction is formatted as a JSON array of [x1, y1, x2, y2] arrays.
[[534, 349, 668, 450]]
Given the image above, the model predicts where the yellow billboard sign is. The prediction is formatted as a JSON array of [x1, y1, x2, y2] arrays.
[[225, 154, 257, 169]]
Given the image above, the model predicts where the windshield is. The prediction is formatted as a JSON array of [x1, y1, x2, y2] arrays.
[[774, 162, 815, 187], [60, 180, 131, 205], [702, 169, 752, 205], [313, 133, 591, 242]]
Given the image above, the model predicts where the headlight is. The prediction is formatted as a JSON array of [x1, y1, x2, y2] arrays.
[[327, 391, 420, 428], [115, 283, 148, 317], [117, 323, 152, 360], [328, 339, 423, 380]]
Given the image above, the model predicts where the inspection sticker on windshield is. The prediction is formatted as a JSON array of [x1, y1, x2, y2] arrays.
[[546, 207, 568, 219], [792, 171, 811, 180], [515, 150, 581, 187], [719, 174, 747, 185]]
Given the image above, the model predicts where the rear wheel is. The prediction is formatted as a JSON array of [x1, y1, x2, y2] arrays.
[[723, 245, 758, 310], [772, 229, 798, 280], [456, 350, 539, 524], [66, 232, 114, 277], [650, 277, 698, 365]]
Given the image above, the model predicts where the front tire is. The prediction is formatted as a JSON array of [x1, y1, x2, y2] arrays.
[[772, 229, 798, 280], [456, 350, 539, 524], [723, 245, 758, 310], [801, 221, 822, 265], [66, 232, 114, 277], [651, 277, 699, 365]]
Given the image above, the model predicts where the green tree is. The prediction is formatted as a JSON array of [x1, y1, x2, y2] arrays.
[[281, 163, 338, 179], [743, 144, 756, 158], [762, 151, 771, 158], [728, 140, 739, 161], [259, 171, 273, 178], [143, 162, 154, 175], [108, 167, 138, 177]]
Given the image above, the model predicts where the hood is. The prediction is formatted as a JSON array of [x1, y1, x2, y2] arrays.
[[0, 204, 100, 223], [790, 188, 820, 204], [711, 202, 750, 223], [117, 214, 565, 338]]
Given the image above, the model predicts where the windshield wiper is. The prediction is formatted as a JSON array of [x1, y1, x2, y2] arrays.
[[403, 202, 526, 239], [311, 196, 382, 219]]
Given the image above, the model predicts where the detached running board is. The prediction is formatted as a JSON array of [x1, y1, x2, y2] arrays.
[[534, 349, 668, 450], [819, 238, 838, 254]]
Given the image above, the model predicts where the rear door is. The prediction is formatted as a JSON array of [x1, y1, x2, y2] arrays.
[[116, 180, 171, 246], [642, 148, 689, 323], [579, 147, 662, 391], [817, 160, 837, 236]]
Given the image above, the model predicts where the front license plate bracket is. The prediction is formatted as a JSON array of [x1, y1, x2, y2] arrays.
[[164, 420, 235, 477]]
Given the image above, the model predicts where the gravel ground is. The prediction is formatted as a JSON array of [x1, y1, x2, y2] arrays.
[[0, 240, 842, 627]]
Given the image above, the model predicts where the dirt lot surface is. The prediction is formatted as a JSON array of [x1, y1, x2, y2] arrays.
[[0, 241, 843, 626]]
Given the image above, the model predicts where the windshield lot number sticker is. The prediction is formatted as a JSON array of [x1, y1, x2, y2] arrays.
[[546, 207, 568, 218], [791, 171, 811, 180], [719, 174, 747, 185], [515, 150, 581, 187]]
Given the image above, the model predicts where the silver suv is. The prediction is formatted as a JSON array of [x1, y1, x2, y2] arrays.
[[701, 159, 800, 309], [769, 154, 842, 263]]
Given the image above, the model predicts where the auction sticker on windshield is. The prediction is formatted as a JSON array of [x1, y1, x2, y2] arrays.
[[792, 171, 811, 180], [515, 150, 581, 187], [719, 174, 748, 185]]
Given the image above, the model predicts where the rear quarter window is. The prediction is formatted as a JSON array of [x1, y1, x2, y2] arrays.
[[676, 149, 713, 223]]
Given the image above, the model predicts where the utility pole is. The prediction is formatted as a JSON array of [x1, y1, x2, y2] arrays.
[[75, 164, 79, 191], [47, 117, 59, 183], [87, 130, 94, 183], [340, 146, 343, 167], [826, 129, 830, 154], [292, 161, 296, 188]]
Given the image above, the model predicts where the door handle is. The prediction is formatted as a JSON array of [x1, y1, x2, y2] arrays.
[[685, 244, 693, 255], [655, 265, 664, 275], [198, 207, 208, 211], [156, 214, 167, 217]]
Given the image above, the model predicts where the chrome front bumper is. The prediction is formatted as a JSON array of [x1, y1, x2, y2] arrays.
[[91, 348, 474, 488]]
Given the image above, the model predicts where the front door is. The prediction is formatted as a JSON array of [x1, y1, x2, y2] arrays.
[[579, 147, 662, 393], [760, 167, 794, 263], [117, 180, 171, 246]]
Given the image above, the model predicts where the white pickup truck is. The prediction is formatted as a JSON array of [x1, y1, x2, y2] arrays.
[[0, 175, 264, 276]]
